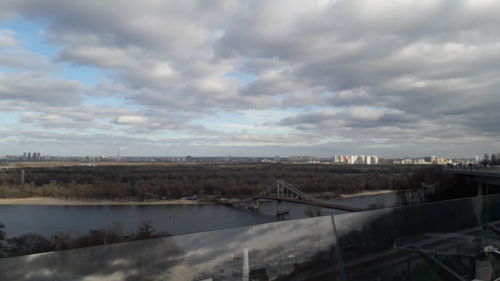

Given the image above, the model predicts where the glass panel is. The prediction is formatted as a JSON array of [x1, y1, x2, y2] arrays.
[[3, 195, 495, 281], [334, 197, 483, 281], [0, 216, 340, 281], [483, 193, 500, 280]]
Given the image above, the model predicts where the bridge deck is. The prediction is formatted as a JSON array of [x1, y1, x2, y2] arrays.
[[446, 167, 500, 186], [227, 195, 365, 212]]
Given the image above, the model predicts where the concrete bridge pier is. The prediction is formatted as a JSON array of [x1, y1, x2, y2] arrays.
[[251, 199, 259, 210], [276, 200, 289, 217], [238, 199, 245, 208], [246, 199, 259, 210]]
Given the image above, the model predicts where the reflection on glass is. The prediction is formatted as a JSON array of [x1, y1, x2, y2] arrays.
[[3, 194, 500, 281], [334, 196, 493, 281], [0, 216, 339, 281], [483, 193, 500, 280]]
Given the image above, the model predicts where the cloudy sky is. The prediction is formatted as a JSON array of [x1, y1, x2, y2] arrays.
[[0, 0, 499, 157]]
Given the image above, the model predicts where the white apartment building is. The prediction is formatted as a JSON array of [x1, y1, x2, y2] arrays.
[[333, 155, 379, 165]]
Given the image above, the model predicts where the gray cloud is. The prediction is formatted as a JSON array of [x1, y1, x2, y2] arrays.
[[0, 49, 54, 71], [279, 107, 415, 131], [0, 73, 83, 106], [0, 0, 499, 156]]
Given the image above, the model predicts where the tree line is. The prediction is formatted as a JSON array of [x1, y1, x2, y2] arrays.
[[0, 163, 457, 201], [0, 221, 168, 258]]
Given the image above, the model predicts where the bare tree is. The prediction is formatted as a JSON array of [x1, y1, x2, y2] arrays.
[[304, 206, 322, 217]]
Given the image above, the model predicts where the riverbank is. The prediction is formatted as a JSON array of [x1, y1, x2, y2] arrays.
[[314, 189, 395, 199], [338, 190, 394, 198], [0, 190, 395, 205], [0, 197, 211, 205]]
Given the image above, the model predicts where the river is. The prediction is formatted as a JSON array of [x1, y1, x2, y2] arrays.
[[0, 192, 398, 238]]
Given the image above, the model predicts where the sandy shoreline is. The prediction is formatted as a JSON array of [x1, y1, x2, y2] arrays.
[[0, 190, 395, 205], [338, 190, 394, 198], [0, 197, 210, 206]]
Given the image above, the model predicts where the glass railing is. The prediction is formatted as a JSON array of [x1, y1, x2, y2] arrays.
[[2, 194, 500, 281], [335, 196, 484, 281]]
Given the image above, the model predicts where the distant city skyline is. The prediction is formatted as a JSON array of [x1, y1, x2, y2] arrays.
[[1, 1, 500, 157], [1, 151, 488, 167], [1, 150, 493, 160]]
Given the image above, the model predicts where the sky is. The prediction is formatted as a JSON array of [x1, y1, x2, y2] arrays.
[[0, 0, 499, 158]]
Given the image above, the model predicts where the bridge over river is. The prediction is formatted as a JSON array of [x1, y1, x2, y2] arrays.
[[224, 179, 365, 214]]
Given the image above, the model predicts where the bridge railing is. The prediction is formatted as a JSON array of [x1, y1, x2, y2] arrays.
[[259, 179, 345, 206], [2, 194, 500, 280]]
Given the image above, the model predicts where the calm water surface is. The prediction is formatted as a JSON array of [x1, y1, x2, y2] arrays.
[[0, 193, 397, 237]]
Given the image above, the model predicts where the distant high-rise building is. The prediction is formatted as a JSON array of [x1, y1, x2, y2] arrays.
[[366, 155, 378, 165], [355, 155, 365, 164], [402, 158, 414, 164], [332, 155, 341, 163], [348, 155, 357, 164], [484, 153, 490, 162], [289, 155, 317, 162], [332, 155, 378, 165], [474, 155, 480, 163]]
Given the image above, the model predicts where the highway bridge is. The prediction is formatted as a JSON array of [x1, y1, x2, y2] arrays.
[[446, 166, 500, 195]]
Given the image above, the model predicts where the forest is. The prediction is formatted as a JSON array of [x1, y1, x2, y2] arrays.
[[0, 163, 472, 201]]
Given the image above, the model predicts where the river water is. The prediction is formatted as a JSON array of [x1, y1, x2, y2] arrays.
[[0, 193, 398, 238]]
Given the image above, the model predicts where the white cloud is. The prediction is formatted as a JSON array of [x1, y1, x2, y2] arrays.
[[0, 29, 16, 47], [115, 115, 148, 125]]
